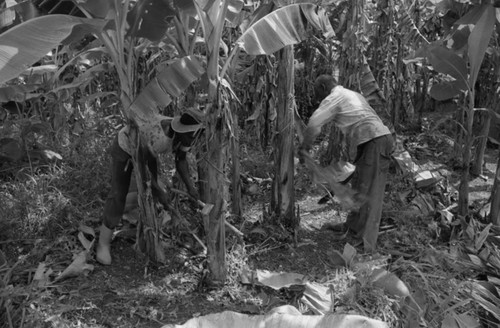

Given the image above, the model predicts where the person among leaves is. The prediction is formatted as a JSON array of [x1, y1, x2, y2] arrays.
[[299, 74, 395, 252], [96, 108, 204, 265]]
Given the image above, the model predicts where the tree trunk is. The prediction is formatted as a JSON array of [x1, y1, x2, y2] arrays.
[[490, 149, 500, 226], [471, 110, 491, 176], [231, 111, 242, 217], [454, 101, 465, 157], [458, 93, 475, 217], [121, 88, 165, 263], [129, 124, 165, 263], [271, 45, 296, 228], [199, 102, 227, 284]]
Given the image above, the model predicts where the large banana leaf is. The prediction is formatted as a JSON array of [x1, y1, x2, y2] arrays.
[[161, 305, 388, 328], [130, 55, 204, 119], [237, 3, 335, 56], [0, 14, 107, 85], [467, 4, 495, 88], [427, 44, 468, 84]]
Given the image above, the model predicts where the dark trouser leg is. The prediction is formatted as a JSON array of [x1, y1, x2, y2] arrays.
[[345, 135, 393, 252], [102, 138, 133, 229]]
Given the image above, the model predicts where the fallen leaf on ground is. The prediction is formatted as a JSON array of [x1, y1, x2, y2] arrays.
[[54, 251, 94, 282], [161, 305, 388, 328]]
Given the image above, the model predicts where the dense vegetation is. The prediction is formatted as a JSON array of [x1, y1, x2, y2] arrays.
[[1, 0, 500, 327]]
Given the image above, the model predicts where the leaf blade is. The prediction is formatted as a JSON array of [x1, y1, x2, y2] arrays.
[[468, 4, 495, 88], [237, 3, 334, 56], [0, 15, 107, 85]]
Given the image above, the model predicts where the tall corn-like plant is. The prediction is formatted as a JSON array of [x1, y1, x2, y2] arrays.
[[76, 0, 205, 263], [190, 0, 232, 284], [0, 0, 206, 262]]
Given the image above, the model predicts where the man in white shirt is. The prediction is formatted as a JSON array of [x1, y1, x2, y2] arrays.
[[96, 108, 204, 265], [299, 75, 394, 252]]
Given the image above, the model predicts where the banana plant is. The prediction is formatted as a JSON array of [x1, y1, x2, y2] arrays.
[[405, 3, 496, 218], [0, 0, 206, 263], [172, 0, 334, 282], [1, 0, 333, 280]]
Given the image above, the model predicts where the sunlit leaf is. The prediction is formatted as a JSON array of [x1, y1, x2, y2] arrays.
[[226, 0, 245, 26], [32, 262, 53, 288], [0, 15, 107, 85], [254, 270, 305, 290], [237, 3, 335, 56], [20, 64, 58, 78], [161, 306, 389, 328], [369, 268, 411, 299], [301, 282, 332, 315], [54, 251, 94, 282], [342, 243, 357, 266], [130, 55, 204, 118]]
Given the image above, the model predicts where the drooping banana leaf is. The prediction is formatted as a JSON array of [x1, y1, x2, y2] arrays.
[[359, 55, 385, 103], [0, 14, 107, 85], [236, 3, 335, 56], [129, 55, 205, 120]]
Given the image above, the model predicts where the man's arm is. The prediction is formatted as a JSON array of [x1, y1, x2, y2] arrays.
[[301, 95, 339, 150]]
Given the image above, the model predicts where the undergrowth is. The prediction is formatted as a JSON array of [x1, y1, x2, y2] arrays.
[[1, 116, 500, 328]]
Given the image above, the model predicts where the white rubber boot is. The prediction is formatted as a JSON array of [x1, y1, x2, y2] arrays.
[[96, 225, 113, 265]]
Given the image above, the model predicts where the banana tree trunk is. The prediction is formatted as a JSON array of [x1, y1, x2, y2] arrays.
[[199, 102, 227, 284], [458, 92, 475, 217], [123, 93, 166, 263], [130, 127, 165, 263], [491, 150, 500, 226], [271, 45, 296, 228], [231, 110, 242, 217], [471, 110, 491, 176]]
